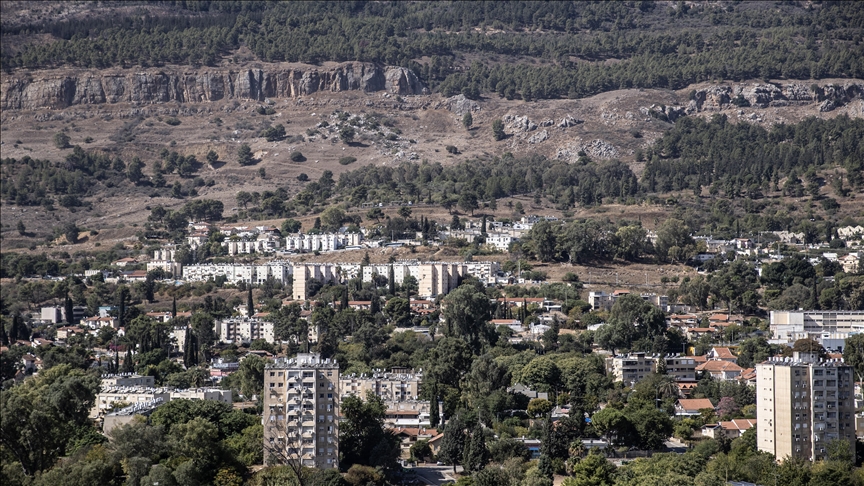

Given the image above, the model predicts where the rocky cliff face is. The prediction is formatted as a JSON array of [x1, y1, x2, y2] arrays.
[[1, 62, 427, 110], [686, 82, 863, 113]]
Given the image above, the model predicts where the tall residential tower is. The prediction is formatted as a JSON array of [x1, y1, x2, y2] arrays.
[[264, 353, 340, 469]]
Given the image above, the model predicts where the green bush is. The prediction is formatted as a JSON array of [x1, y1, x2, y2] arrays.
[[165, 117, 181, 126], [339, 156, 357, 165], [290, 151, 306, 162]]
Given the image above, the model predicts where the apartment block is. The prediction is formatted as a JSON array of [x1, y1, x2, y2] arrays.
[[605, 353, 657, 383], [217, 317, 275, 344], [264, 354, 340, 469], [770, 310, 864, 343], [663, 356, 697, 382], [339, 369, 422, 403], [757, 352, 855, 462]]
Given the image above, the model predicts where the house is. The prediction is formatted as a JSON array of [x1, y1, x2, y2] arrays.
[[122, 270, 149, 282], [21, 353, 40, 373], [708, 347, 738, 363], [702, 419, 757, 439], [669, 314, 699, 327], [491, 319, 523, 332], [514, 437, 542, 459], [427, 432, 446, 456], [114, 258, 138, 267], [677, 381, 699, 397], [675, 398, 715, 417], [739, 368, 757, 385], [840, 253, 860, 274], [696, 360, 744, 381], [685, 327, 716, 340], [56, 326, 85, 340], [347, 301, 372, 311]]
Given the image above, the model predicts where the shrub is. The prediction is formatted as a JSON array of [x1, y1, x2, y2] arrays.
[[492, 119, 505, 141], [445, 145, 458, 154], [53, 132, 71, 149], [339, 156, 357, 165], [290, 151, 306, 162], [165, 117, 181, 126]]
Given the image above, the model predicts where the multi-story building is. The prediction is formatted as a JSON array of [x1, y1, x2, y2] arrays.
[[182, 263, 256, 284], [147, 260, 183, 278], [339, 369, 423, 403], [484, 233, 517, 252], [264, 353, 340, 469], [217, 317, 275, 344], [284, 233, 362, 252], [770, 310, 864, 343], [605, 353, 657, 384], [757, 352, 855, 462], [101, 373, 155, 387], [663, 355, 697, 382]]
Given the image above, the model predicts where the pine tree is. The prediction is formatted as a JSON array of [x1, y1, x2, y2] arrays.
[[463, 422, 489, 473], [247, 285, 254, 317]]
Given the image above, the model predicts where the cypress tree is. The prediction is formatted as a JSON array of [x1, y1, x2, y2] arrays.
[[463, 422, 490, 473], [429, 382, 440, 428], [0, 317, 7, 346], [122, 346, 134, 373], [481, 215, 487, 235], [65, 293, 75, 325], [172, 296, 177, 319], [183, 326, 193, 368], [371, 296, 380, 315], [389, 264, 396, 296], [247, 285, 254, 317], [341, 286, 349, 310], [439, 414, 466, 474]]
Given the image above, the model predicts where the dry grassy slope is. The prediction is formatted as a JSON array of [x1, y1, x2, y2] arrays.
[[1, 77, 862, 253]]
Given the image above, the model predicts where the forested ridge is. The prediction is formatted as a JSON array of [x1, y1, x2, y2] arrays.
[[3, 1, 863, 100]]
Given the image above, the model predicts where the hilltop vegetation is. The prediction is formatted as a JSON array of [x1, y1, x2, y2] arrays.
[[3, 1, 863, 100]]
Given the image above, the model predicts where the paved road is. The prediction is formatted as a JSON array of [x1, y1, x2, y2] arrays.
[[410, 465, 458, 485]]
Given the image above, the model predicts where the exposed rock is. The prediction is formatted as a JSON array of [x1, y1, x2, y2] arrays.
[[527, 130, 548, 144], [0, 62, 427, 110], [503, 114, 537, 132], [436, 94, 480, 115], [539, 119, 554, 127], [819, 99, 838, 112], [687, 81, 862, 113], [556, 139, 619, 162], [558, 115, 583, 127]]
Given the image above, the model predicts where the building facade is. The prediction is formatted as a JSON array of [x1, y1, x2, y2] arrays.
[[217, 317, 275, 344], [756, 352, 855, 462], [264, 354, 340, 469], [770, 310, 864, 343], [605, 353, 657, 383]]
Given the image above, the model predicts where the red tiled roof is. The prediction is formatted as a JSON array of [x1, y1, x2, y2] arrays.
[[712, 347, 736, 359], [677, 398, 715, 411], [719, 418, 756, 431], [696, 361, 743, 373]]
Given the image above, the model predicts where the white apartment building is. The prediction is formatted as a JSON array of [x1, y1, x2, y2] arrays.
[[147, 261, 183, 278], [91, 384, 230, 419], [485, 233, 517, 252], [757, 353, 856, 462], [770, 311, 864, 343], [264, 354, 340, 469], [218, 317, 275, 344], [183, 263, 256, 284], [605, 353, 657, 384], [284, 233, 362, 252]]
